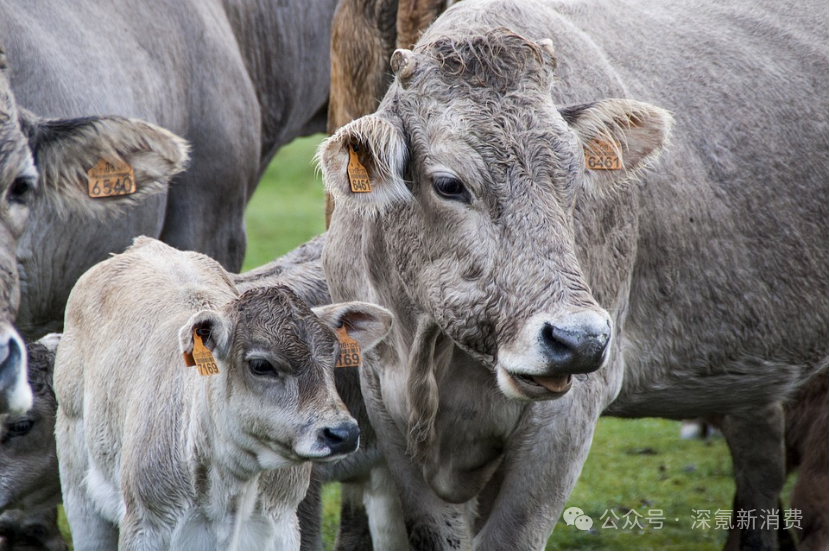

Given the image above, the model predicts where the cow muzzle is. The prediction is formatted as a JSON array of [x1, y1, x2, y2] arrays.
[[495, 310, 611, 401], [0, 324, 31, 414]]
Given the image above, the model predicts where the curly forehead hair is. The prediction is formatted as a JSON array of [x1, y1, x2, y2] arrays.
[[415, 28, 554, 93], [231, 285, 312, 322]]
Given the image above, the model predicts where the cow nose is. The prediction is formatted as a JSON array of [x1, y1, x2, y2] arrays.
[[0, 325, 31, 414], [539, 314, 610, 374], [319, 422, 360, 455]]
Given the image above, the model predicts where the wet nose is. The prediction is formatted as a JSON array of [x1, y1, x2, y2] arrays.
[[319, 422, 360, 455], [539, 313, 610, 374]]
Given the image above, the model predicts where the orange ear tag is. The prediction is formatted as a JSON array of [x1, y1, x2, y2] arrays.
[[87, 158, 136, 198], [585, 139, 622, 170], [334, 326, 362, 368], [182, 331, 220, 376], [347, 145, 372, 193]]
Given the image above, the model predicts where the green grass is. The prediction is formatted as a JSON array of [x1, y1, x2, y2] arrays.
[[57, 135, 795, 550]]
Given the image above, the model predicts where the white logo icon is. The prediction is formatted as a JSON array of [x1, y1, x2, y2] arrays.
[[563, 507, 594, 530]]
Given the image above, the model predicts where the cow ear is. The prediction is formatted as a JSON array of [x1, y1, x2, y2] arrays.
[[312, 301, 393, 353], [317, 114, 410, 214], [560, 99, 673, 194], [19, 111, 189, 218], [178, 310, 232, 362]]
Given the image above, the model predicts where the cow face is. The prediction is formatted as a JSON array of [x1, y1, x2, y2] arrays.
[[0, 336, 61, 515], [178, 286, 392, 469], [320, 31, 671, 406], [0, 49, 188, 411], [0, 53, 36, 414]]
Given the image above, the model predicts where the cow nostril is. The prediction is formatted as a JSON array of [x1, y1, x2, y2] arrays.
[[540, 323, 576, 361], [539, 322, 608, 374], [320, 423, 360, 455]]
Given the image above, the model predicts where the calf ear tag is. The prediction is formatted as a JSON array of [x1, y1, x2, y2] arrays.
[[183, 331, 220, 376], [347, 145, 372, 193], [87, 158, 137, 198], [584, 139, 622, 170], [334, 326, 362, 368]]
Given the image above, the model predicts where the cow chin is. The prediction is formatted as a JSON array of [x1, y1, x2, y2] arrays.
[[495, 363, 573, 401]]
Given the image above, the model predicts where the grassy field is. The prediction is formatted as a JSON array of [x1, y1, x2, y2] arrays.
[[58, 135, 791, 550]]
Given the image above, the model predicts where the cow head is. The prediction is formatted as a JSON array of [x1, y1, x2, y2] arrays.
[[0, 49, 188, 411], [320, 30, 671, 455], [178, 286, 393, 469]]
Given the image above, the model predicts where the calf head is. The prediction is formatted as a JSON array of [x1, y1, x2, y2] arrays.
[[320, 29, 671, 455], [0, 335, 61, 515], [0, 47, 187, 410], [179, 286, 392, 469]]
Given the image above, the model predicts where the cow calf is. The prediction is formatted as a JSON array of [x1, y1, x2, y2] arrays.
[[54, 237, 392, 550]]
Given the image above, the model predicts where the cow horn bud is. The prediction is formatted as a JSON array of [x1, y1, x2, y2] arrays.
[[536, 38, 557, 70], [391, 49, 417, 84]]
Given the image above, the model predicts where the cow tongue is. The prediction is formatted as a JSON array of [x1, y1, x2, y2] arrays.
[[531, 374, 572, 393]]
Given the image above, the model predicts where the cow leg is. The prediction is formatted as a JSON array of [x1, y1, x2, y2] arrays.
[[473, 391, 601, 550], [786, 370, 829, 551], [364, 465, 409, 550], [720, 403, 786, 551], [56, 416, 118, 551], [336, 482, 374, 551]]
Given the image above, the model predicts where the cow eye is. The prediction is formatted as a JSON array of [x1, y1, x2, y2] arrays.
[[432, 176, 469, 202], [248, 358, 278, 377], [8, 177, 34, 204], [4, 418, 34, 438]]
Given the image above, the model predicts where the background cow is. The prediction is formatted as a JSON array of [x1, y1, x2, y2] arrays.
[[54, 237, 392, 550], [0, 0, 340, 339], [0, 50, 188, 416], [319, 0, 828, 548]]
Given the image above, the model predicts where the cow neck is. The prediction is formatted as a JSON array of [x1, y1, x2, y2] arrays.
[[189, 379, 261, 485]]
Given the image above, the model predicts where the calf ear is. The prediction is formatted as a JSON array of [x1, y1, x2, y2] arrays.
[[317, 114, 410, 214], [560, 99, 673, 194], [312, 301, 393, 353], [178, 310, 232, 362], [19, 111, 189, 217]]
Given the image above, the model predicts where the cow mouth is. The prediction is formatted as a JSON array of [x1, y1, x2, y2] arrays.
[[496, 365, 573, 400], [518, 373, 572, 393]]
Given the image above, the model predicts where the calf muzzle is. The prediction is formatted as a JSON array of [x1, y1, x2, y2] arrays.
[[318, 421, 360, 456]]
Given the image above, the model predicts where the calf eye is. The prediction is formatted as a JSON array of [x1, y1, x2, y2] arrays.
[[432, 176, 469, 203], [248, 358, 277, 377], [8, 177, 33, 204], [4, 419, 34, 438]]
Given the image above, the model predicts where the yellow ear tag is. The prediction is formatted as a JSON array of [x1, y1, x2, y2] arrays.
[[183, 331, 220, 376], [334, 326, 362, 368], [87, 158, 137, 198], [585, 139, 622, 170], [347, 145, 372, 193]]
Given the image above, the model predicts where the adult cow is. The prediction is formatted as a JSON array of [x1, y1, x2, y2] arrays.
[[319, 0, 828, 549], [0, 0, 338, 339], [0, 51, 188, 414]]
